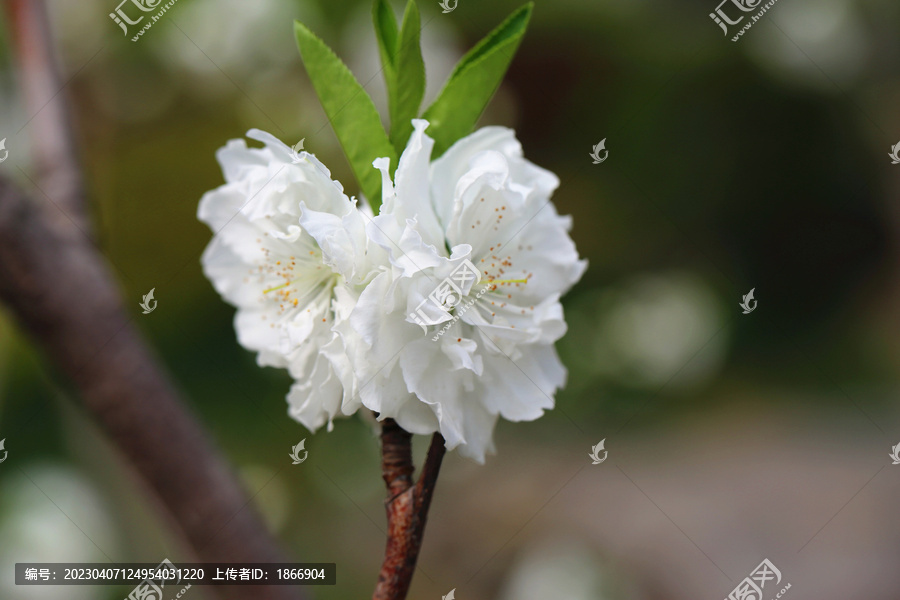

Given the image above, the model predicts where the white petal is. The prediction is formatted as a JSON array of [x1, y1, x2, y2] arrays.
[[299, 202, 373, 284], [287, 350, 343, 432], [476, 344, 564, 421], [373, 157, 395, 209], [393, 120, 444, 248]]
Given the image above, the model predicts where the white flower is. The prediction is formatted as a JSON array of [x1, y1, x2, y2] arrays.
[[198, 129, 379, 432], [338, 120, 587, 463], [199, 123, 586, 463]]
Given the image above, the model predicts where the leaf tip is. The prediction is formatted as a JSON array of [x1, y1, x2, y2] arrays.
[[515, 2, 535, 24], [403, 0, 421, 20]]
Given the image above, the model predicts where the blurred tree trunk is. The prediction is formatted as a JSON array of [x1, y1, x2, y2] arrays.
[[0, 2, 306, 599]]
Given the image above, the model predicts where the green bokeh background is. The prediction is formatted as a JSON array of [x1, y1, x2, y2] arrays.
[[1, 0, 900, 598]]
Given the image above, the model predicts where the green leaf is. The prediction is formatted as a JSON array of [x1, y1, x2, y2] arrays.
[[373, 0, 399, 76], [373, 0, 426, 155], [423, 3, 533, 157], [294, 20, 397, 206], [389, 0, 426, 154]]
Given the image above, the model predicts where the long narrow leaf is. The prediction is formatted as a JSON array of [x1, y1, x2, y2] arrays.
[[423, 3, 533, 157], [294, 20, 397, 205], [373, 0, 399, 78], [389, 0, 426, 154]]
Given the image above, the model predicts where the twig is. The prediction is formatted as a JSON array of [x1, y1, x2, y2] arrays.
[[374, 419, 446, 600], [414, 431, 446, 528], [0, 177, 304, 600]]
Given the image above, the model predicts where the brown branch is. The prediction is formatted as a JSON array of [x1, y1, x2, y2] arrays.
[[5, 0, 89, 232], [0, 177, 305, 600], [374, 420, 446, 600], [414, 432, 446, 525], [1, 3, 305, 596], [0, 5, 316, 599]]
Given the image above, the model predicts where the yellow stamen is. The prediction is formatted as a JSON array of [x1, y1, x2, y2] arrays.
[[263, 278, 302, 294]]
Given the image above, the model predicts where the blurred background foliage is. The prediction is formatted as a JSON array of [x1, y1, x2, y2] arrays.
[[2, 0, 900, 598]]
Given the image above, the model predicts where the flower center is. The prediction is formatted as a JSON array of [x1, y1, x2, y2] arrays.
[[252, 244, 336, 317]]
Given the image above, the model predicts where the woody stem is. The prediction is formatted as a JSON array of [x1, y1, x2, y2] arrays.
[[373, 418, 446, 600]]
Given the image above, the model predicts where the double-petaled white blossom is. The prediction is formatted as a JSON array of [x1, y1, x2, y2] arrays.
[[199, 121, 586, 462], [336, 120, 587, 462], [198, 129, 378, 433]]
